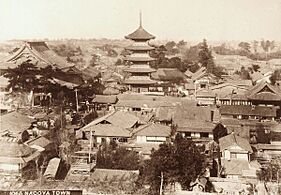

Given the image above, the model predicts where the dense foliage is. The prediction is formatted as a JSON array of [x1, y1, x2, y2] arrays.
[[96, 141, 140, 170], [198, 39, 226, 78], [140, 134, 206, 194], [213, 40, 281, 61]]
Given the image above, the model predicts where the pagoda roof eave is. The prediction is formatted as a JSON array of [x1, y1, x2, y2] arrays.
[[124, 68, 156, 73], [124, 56, 155, 62], [125, 26, 155, 40], [123, 80, 157, 85], [126, 45, 154, 51]]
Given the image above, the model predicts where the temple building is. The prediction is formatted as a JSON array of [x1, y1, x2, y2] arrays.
[[123, 13, 157, 93]]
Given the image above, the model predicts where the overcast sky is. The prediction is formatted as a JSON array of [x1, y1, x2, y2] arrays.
[[0, 0, 280, 41]]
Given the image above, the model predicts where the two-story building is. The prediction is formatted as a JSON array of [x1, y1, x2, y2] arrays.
[[219, 133, 260, 179]]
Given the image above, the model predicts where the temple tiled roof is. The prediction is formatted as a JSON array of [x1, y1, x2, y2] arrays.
[[247, 81, 281, 101], [3, 41, 73, 70], [125, 26, 155, 40]]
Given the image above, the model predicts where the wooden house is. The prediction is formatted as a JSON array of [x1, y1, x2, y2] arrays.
[[219, 133, 259, 179]]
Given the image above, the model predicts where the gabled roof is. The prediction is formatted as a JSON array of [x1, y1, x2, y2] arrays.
[[219, 133, 253, 153], [247, 81, 281, 101], [106, 111, 139, 129], [125, 26, 155, 40], [3, 41, 73, 70], [81, 110, 139, 130], [90, 124, 130, 137], [92, 95, 118, 104], [151, 68, 186, 82], [132, 123, 171, 137]]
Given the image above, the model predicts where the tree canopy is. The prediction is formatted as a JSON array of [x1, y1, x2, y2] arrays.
[[198, 39, 225, 78], [96, 142, 140, 170], [141, 134, 206, 194]]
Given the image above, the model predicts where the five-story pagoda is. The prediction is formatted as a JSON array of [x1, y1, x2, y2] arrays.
[[123, 13, 156, 93]]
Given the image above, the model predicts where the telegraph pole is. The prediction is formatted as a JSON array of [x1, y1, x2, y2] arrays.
[[160, 171, 164, 195], [74, 88, 79, 112]]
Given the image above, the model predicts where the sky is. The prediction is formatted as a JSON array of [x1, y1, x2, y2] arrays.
[[0, 0, 281, 41]]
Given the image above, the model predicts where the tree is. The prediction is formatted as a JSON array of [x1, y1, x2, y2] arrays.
[[270, 69, 281, 85], [183, 45, 200, 62], [96, 144, 140, 170], [4, 60, 39, 92], [176, 40, 187, 49], [198, 39, 215, 72], [238, 42, 251, 53], [252, 40, 259, 53], [258, 156, 281, 182], [142, 135, 206, 194]]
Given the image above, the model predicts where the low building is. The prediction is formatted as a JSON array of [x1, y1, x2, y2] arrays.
[[220, 105, 277, 121], [173, 101, 219, 144], [155, 107, 175, 125], [88, 124, 131, 144], [0, 141, 41, 179], [209, 83, 248, 100], [115, 94, 180, 112], [77, 110, 141, 145], [190, 67, 218, 89], [92, 95, 118, 111], [131, 123, 171, 143], [196, 89, 216, 106], [219, 133, 259, 179], [0, 111, 35, 141], [219, 133, 253, 161]]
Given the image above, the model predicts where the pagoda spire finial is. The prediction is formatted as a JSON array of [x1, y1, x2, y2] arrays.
[[139, 11, 142, 27]]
